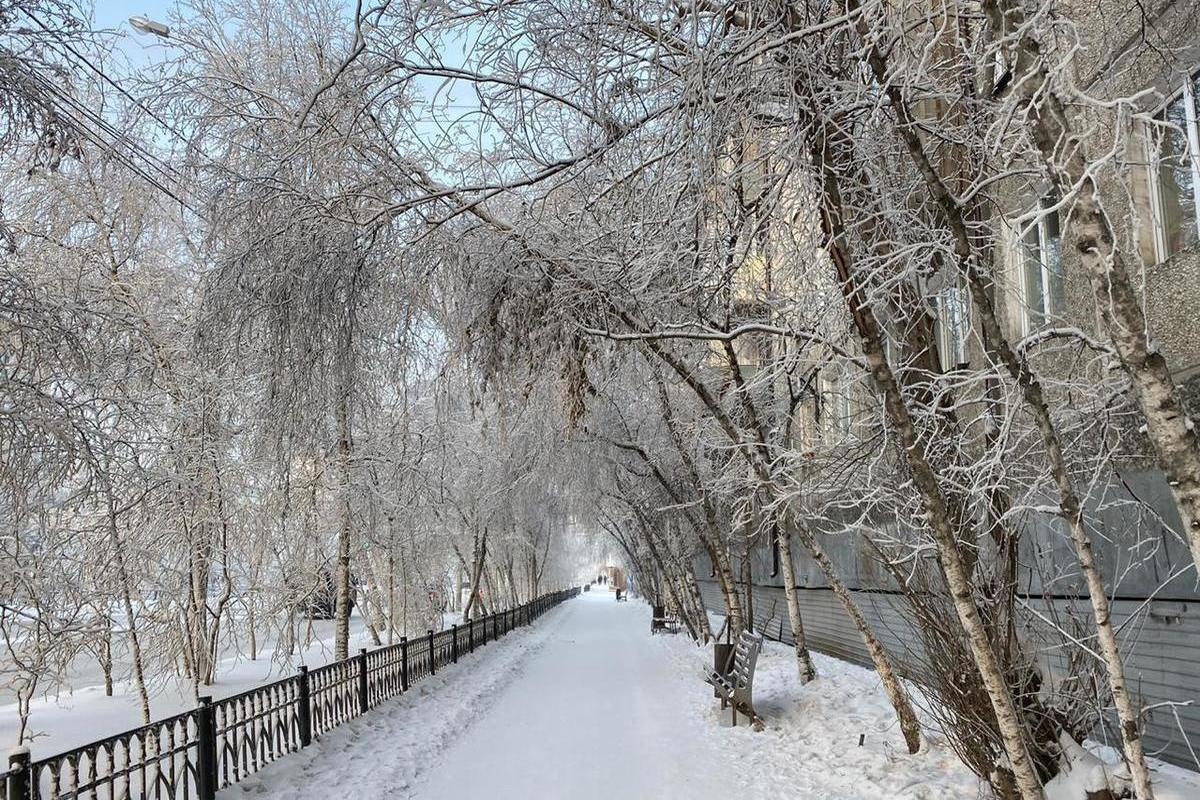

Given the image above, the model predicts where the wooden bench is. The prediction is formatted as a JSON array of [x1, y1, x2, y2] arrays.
[[650, 605, 681, 635], [703, 630, 764, 728]]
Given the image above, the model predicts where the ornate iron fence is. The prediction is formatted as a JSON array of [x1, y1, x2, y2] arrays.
[[5, 588, 580, 800]]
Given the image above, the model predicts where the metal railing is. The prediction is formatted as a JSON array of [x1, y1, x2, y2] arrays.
[[5, 587, 580, 800]]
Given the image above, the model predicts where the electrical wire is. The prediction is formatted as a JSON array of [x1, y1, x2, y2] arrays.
[[16, 60, 198, 214], [12, 9, 204, 218], [17, 7, 191, 146]]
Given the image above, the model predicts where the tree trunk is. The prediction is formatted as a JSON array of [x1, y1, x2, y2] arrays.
[[967, 277, 1156, 797], [989, 0, 1200, 595], [707, 539, 745, 636], [740, 532, 755, 632], [387, 545, 397, 645], [640, 516, 712, 641], [107, 496, 150, 724], [792, 520, 921, 753], [808, 147, 1039, 792], [864, 25, 1157, 791], [334, 389, 353, 661], [100, 613, 114, 697], [462, 530, 488, 622], [777, 521, 817, 683]]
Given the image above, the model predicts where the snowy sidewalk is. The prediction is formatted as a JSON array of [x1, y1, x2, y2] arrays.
[[224, 592, 1005, 799], [410, 591, 741, 800], [224, 591, 741, 799]]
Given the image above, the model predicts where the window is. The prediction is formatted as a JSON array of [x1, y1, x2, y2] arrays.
[[1017, 197, 1064, 334], [937, 285, 970, 368], [770, 526, 780, 578], [1151, 72, 1200, 259], [821, 371, 852, 438]]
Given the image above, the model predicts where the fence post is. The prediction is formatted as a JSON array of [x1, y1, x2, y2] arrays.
[[428, 629, 436, 676], [400, 637, 409, 692], [297, 666, 312, 747], [451, 624, 459, 663], [7, 746, 31, 800], [196, 696, 218, 800], [358, 649, 369, 714]]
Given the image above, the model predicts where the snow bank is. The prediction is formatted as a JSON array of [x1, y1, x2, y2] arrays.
[[3, 615, 379, 758], [1044, 734, 1200, 800], [651, 631, 979, 799], [693, 616, 1200, 799]]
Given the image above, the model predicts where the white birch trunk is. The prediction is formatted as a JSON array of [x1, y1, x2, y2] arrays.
[[778, 522, 818, 683]]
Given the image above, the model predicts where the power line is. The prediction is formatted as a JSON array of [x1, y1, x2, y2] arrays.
[[17, 7, 191, 147], [11, 8, 203, 218], [16, 60, 198, 214]]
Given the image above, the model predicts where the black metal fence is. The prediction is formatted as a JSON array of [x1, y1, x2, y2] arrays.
[[5, 587, 580, 800]]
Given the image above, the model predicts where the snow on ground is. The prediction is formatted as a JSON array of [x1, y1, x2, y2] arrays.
[[17, 592, 1200, 798], [656, 622, 981, 799], [698, 617, 1200, 799], [408, 592, 742, 800], [231, 592, 984, 799], [223, 598, 600, 799], [1044, 736, 1200, 800], [1, 614, 384, 759]]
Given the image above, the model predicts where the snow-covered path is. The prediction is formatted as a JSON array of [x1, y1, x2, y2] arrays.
[[225, 590, 741, 799], [227, 591, 1005, 799], [409, 590, 740, 799]]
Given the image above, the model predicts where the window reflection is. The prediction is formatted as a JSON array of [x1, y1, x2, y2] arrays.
[[1157, 89, 1200, 256]]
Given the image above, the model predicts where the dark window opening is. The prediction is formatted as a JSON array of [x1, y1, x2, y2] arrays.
[[770, 527, 781, 578]]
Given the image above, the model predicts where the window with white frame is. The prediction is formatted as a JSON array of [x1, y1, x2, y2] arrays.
[[937, 284, 970, 368], [821, 370, 852, 438], [1151, 71, 1200, 259], [1017, 196, 1064, 334]]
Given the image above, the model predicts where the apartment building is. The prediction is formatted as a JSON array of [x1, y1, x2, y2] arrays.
[[698, 2, 1200, 769]]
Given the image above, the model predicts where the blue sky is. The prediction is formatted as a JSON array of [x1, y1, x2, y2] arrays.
[[93, 0, 175, 27], [84, 1, 493, 174]]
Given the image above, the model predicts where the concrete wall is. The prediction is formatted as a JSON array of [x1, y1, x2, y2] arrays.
[[986, 0, 1200, 408]]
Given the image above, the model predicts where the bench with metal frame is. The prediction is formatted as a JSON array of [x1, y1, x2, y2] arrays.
[[703, 630, 764, 728], [650, 604, 681, 635]]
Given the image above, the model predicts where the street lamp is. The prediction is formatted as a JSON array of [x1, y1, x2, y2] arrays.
[[128, 15, 169, 38]]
